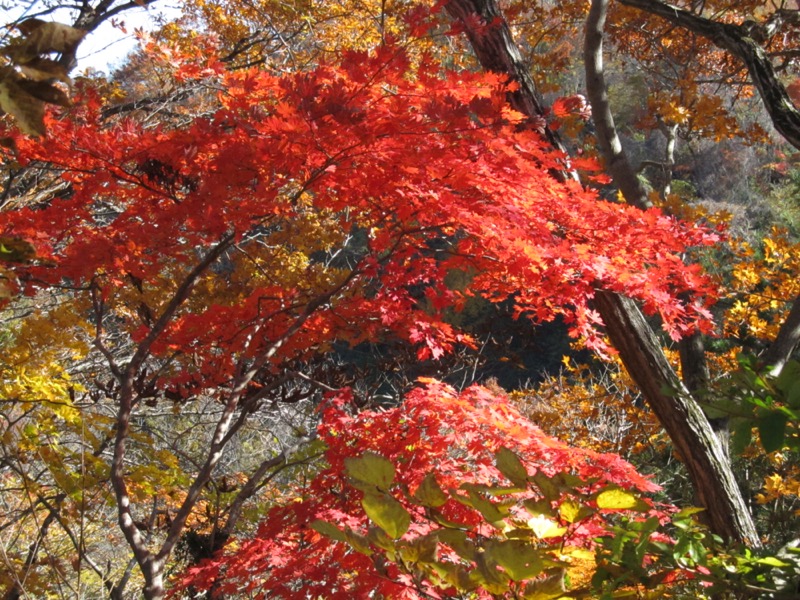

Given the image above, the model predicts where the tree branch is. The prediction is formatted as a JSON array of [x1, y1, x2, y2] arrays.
[[618, 0, 800, 150], [108, 233, 235, 597], [445, 0, 760, 546], [761, 293, 800, 376], [443, 0, 578, 181]]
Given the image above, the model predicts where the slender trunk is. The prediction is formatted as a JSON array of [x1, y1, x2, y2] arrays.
[[762, 293, 800, 376], [583, 0, 651, 210], [615, 0, 800, 375], [444, 0, 760, 545], [442, 0, 577, 181]]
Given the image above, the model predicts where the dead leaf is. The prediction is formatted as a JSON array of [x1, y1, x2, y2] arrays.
[[17, 79, 71, 107], [15, 19, 86, 56], [0, 236, 36, 263], [0, 68, 46, 136], [18, 56, 71, 83]]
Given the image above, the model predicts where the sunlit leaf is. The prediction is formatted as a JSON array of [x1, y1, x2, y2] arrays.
[[413, 472, 448, 507], [595, 487, 642, 510], [758, 412, 788, 453], [361, 491, 410, 539], [345, 452, 395, 490], [495, 446, 529, 486]]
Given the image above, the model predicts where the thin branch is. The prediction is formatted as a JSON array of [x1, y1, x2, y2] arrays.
[[108, 232, 235, 594]]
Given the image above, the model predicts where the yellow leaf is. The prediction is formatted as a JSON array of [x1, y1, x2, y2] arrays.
[[596, 487, 639, 510], [527, 514, 567, 539]]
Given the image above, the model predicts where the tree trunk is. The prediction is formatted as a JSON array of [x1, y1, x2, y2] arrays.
[[583, 0, 651, 210], [618, 0, 800, 152], [593, 292, 756, 543], [444, 0, 760, 546]]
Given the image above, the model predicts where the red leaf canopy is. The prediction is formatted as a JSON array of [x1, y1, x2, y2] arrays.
[[0, 44, 718, 381]]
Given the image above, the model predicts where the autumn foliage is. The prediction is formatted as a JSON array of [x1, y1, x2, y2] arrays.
[[5, 0, 800, 596], [0, 44, 718, 368], [0, 30, 727, 600], [177, 380, 667, 598]]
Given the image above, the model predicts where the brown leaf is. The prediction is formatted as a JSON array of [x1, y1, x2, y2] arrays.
[[0, 69, 46, 136], [0, 236, 36, 263], [18, 56, 71, 83], [17, 79, 71, 107], [16, 19, 86, 55], [2, 41, 38, 65], [15, 18, 47, 37]]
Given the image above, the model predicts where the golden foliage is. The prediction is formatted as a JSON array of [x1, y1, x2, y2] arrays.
[[510, 358, 662, 458], [724, 228, 800, 342]]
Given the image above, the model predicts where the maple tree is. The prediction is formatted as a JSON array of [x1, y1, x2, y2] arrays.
[[0, 27, 723, 598], [436, 0, 800, 548], [1, 0, 800, 597]]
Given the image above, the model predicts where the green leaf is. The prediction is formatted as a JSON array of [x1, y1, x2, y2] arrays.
[[775, 360, 800, 395], [398, 533, 438, 564], [758, 411, 788, 453], [430, 507, 471, 530], [505, 527, 534, 540], [366, 526, 395, 551], [521, 567, 566, 599], [633, 516, 662, 563], [731, 418, 753, 455], [460, 483, 508, 526], [478, 484, 527, 496], [755, 556, 791, 568], [413, 473, 448, 507], [345, 452, 395, 490], [437, 529, 476, 561], [495, 446, 529, 486], [361, 490, 410, 539], [786, 385, 800, 409], [344, 527, 373, 556], [471, 553, 511, 594], [310, 519, 347, 543], [523, 498, 556, 518], [673, 506, 706, 519], [531, 472, 558, 501], [431, 561, 475, 591]]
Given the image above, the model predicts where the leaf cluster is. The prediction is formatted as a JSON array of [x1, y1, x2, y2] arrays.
[[595, 508, 800, 598], [177, 381, 668, 598]]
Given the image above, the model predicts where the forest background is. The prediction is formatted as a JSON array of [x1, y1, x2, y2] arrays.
[[1, 0, 800, 598]]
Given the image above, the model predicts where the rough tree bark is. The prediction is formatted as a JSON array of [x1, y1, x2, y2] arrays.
[[444, 0, 761, 546], [586, 0, 719, 441]]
